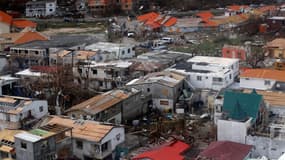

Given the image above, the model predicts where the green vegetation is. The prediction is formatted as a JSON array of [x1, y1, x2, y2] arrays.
[[171, 35, 254, 56], [37, 21, 106, 32]]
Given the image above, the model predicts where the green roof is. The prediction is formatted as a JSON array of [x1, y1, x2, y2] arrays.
[[29, 129, 51, 137], [222, 90, 263, 122]]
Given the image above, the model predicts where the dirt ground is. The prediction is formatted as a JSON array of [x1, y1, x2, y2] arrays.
[[42, 27, 103, 36]]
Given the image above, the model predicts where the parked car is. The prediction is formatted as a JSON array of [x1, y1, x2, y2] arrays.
[[127, 31, 136, 38], [160, 37, 174, 44]]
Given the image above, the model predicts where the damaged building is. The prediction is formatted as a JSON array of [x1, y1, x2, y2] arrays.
[[65, 88, 149, 124]]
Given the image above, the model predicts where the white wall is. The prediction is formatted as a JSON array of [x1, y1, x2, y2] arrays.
[[101, 127, 125, 150], [21, 100, 48, 119], [45, 2, 56, 16], [72, 127, 125, 160], [0, 22, 10, 34], [186, 70, 234, 91], [217, 118, 252, 144], [240, 78, 276, 90]]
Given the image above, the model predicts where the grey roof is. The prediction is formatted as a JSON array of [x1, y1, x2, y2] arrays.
[[12, 35, 98, 49]]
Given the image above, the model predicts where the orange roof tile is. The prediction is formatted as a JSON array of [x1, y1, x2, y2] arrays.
[[0, 11, 12, 25], [12, 19, 37, 28], [240, 69, 285, 82], [196, 11, 214, 20], [14, 31, 48, 44], [47, 116, 115, 142], [164, 17, 177, 27], [137, 12, 159, 22], [228, 5, 249, 11], [0, 31, 48, 45]]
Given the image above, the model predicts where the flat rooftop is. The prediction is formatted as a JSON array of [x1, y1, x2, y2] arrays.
[[187, 56, 239, 66], [85, 42, 134, 51], [127, 71, 185, 87]]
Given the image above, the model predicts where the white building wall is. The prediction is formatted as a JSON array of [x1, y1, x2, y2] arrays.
[[0, 23, 10, 34], [217, 118, 252, 144], [101, 127, 125, 150], [240, 78, 276, 90], [72, 127, 125, 160], [21, 100, 48, 119], [45, 2, 56, 16]]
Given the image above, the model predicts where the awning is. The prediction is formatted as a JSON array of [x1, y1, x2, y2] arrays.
[[0, 145, 14, 153]]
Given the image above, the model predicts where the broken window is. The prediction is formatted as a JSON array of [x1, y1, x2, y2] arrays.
[[101, 142, 108, 152], [213, 77, 223, 82], [92, 69, 98, 75], [197, 76, 202, 81], [160, 100, 169, 106], [76, 140, 83, 149], [39, 106, 44, 112], [264, 80, 271, 85], [21, 142, 27, 149]]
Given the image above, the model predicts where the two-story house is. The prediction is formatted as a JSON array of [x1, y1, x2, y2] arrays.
[[26, 0, 57, 17], [43, 116, 125, 160], [74, 61, 133, 91], [168, 56, 239, 91], [126, 71, 187, 112], [65, 88, 148, 124], [0, 96, 48, 130]]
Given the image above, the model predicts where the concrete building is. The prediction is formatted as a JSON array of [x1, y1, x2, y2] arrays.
[[243, 89, 285, 115], [85, 42, 136, 60], [43, 116, 125, 160], [0, 11, 12, 34], [222, 44, 248, 61], [74, 61, 133, 91], [0, 75, 19, 96], [265, 38, 285, 59], [9, 35, 97, 66], [26, 0, 57, 17], [49, 50, 97, 65], [168, 56, 239, 91], [0, 96, 48, 130], [240, 69, 285, 91], [14, 124, 72, 160], [246, 115, 285, 159], [0, 31, 48, 51], [126, 71, 186, 112], [65, 88, 148, 124], [0, 129, 24, 160], [216, 90, 266, 144]]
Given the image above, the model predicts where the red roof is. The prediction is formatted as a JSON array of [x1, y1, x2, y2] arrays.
[[132, 140, 190, 160], [14, 31, 48, 44], [196, 11, 214, 21], [164, 17, 177, 27], [137, 12, 159, 22], [199, 141, 252, 160], [12, 19, 37, 28], [30, 66, 61, 74], [137, 12, 177, 29], [0, 11, 13, 25], [228, 5, 249, 11]]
